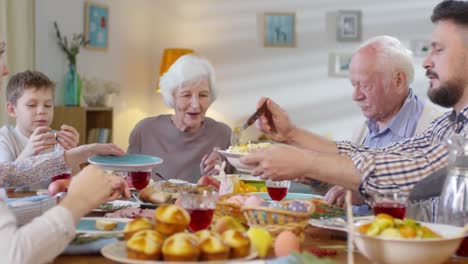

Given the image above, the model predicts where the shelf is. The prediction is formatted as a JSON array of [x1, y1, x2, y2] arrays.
[[51, 106, 113, 145]]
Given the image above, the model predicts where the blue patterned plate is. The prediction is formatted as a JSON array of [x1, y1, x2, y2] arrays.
[[76, 217, 131, 235], [88, 154, 163, 171]]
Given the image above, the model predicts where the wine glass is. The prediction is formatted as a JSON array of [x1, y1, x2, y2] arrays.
[[180, 190, 218, 232], [371, 192, 408, 219], [266, 180, 290, 201], [127, 169, 151, 190]]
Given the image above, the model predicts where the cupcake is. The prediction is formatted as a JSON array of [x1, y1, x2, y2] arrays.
[[123, 217, 154, 240], [199, 235, 230, 261], [222, 229, 251, 258], [195, 230, 218, 241], [154, 204, 191, 236], [126, 230, 164, 260], [162, 233, 200, 261]]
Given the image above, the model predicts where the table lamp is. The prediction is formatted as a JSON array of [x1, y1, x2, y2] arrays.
[[157, 48, 194, 91]]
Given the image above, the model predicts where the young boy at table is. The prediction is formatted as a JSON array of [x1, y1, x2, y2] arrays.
[[0, 70, 80, 188]]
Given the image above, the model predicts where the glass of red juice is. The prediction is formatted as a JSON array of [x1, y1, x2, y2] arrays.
[[372, 192, 408, 219], [180, 190, 218, 232], [266, 180, 290, 201], [128, 170, 151, 190]]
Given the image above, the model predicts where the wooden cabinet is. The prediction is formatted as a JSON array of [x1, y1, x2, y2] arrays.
[[51, 106, 113, 145]]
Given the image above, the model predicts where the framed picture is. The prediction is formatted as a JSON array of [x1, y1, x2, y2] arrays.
[[410, 39, 430, 57], [84, 2, 109, 51], [264, 12, 296, 47], [336, 10, 362, 42], [329, 52, 353, 77]]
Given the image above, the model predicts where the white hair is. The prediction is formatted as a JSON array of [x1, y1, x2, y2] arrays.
[[356, 35, 414, 87], [159, 54, 216, 108]]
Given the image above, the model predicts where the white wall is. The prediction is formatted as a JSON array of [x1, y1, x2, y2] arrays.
[[35, 0, 441, 148]]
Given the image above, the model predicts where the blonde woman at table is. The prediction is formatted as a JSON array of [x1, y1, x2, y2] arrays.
[[128, 54, 231, 183], [0, 35, 130, 264]]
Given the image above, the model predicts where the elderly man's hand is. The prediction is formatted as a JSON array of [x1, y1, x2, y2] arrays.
[[241, 144, 308, 181], [255, 97, 296, 143], [324, 185, 365, 208]]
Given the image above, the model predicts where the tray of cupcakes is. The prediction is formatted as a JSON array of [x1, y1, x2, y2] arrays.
[[101, 204, 258, 263]]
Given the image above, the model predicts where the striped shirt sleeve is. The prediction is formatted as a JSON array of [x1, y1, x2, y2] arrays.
[[336, 112, 452, 198]]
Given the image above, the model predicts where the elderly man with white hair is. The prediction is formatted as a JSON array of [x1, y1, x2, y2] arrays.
[[307, 36, 444, 212], [128, 54, 231, 183]]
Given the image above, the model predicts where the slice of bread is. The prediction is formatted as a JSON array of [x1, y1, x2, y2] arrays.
[[95, 219, 118, 231]]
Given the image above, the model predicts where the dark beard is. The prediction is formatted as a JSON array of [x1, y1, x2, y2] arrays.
[[428, 80, 464, 108]]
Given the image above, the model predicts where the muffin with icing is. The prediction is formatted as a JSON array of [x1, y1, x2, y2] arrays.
[[154, 204, 190, 236], [199, 235, 230, 261], [126, 230, 164, 260], [162, 232, 200, 261], [123, 217, 154, 240], [222, 229, 251, 258], [195, 230, 220, 241]]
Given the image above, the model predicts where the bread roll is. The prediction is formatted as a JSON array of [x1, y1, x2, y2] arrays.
[[126, 230, 164, 260], [95, 219, 118, 231], [139, 188, 172, 204]]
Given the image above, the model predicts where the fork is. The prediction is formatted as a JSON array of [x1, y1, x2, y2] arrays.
[[230, 101, 273, 146], [154, 172, 169, 182]]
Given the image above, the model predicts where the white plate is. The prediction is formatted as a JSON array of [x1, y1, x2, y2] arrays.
[[76, 217, 131, 235], [93, 200, 140, 212], [213, 174, 264, 182], [217, 150, 253, 172], [101, 241, 258, 264], [88, 154, 163, 171], [309, 216, 374, 232]]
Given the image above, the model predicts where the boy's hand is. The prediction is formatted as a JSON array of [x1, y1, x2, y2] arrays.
[[57, 124, 80, 149], [22, 126, 56, 157]]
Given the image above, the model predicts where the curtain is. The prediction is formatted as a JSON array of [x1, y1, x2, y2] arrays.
[[0, 0, 35, 125]]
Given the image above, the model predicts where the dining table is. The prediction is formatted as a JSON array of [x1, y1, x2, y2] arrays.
[[8, 191, 468, 264]]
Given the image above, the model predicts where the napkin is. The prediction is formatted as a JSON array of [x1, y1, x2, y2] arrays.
[[7, 195, 52, 207]]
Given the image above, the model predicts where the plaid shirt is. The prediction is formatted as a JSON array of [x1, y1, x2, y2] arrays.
[[336, 106, 468, 198]]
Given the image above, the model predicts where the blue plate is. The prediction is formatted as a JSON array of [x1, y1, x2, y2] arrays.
[[255, 192, 323, 200], [76, 217, 131, 235], [88, 154, 163, 171]]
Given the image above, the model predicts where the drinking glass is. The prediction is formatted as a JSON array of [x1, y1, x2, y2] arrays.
[[266, 180, 290, 201], [180, 190, 218, 232], [372, 192, 408, 219], [127, 169, 151, 190]]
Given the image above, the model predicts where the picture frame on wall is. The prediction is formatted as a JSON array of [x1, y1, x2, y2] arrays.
[[336, 10, 362, 42], [264, 12, 296, 47], [329, 52, 353, 77], [84, 1, 109, 51]]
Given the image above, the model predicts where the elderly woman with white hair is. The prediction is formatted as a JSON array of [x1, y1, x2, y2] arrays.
[[128, 54, 231, 183]]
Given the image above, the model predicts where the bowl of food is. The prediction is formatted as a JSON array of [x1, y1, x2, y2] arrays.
[[354, 214, 466, 264], [218, 142, 272, 172]]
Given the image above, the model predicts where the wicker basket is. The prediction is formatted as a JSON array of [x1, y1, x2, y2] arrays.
[[241, 199, 315, 241], [215, 193, 252, 225]]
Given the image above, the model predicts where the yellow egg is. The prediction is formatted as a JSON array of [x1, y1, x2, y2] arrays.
[[274, 231, 301, 257]]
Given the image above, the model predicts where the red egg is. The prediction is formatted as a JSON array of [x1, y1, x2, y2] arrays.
[[48, 179, 70, 196]]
